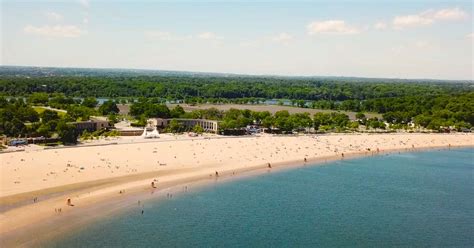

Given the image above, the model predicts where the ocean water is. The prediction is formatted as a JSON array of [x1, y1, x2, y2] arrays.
[[49, 148, 473, 247]]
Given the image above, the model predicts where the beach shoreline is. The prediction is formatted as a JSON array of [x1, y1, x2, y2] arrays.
[[0, 133, 472, 246]]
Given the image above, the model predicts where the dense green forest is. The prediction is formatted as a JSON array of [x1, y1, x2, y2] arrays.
[[1, 67, 473, 142], [1, 74, 471, 101]]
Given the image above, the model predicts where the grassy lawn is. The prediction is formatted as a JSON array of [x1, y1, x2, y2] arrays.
[[33, 106, 66, 117], [33, 107, 46, 114]]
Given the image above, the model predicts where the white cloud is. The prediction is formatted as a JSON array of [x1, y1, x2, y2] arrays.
[[197, 32, 223, 40], [468, 33, 474, 39], [307, 20, 359, 35], [271, 32, 294, 44], [393, 15, 433, 29], [393, 7, 468, 29], [24, 25, 85, 38], [45, 12, 63, 21], [78, 0, 90, 8], [374, 21, 387, 30], [427, 7, 468, 21], [83, 18, 89, 24]]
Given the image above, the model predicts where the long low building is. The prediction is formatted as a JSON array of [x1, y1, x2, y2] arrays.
[[148, 118, 219, 133], [72, 120, 110, 133]]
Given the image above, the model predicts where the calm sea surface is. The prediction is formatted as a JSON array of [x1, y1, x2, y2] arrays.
[[48, 148, 473, 247]]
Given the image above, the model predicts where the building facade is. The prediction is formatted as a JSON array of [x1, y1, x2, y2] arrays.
[[73, 120, 110, 133], [148, 118, 219, 133]]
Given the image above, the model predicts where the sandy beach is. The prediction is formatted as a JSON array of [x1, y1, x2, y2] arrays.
[[0, 133, 472, 246]]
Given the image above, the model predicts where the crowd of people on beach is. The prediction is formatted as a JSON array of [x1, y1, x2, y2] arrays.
[[11, 135, 463, 221]]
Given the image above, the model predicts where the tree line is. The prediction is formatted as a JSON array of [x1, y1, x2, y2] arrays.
[[1, 75, 470, 101], [1, 72, 473, 141]]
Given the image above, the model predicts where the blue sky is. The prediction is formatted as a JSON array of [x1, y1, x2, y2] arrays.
[[1, 0, 473, 80]]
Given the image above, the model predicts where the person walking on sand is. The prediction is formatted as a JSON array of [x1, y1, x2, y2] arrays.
[[341, 153, 344, 158], [67, 198, 72, 206], [268, 163, 272, 168], [215, 171, 219, 177], [151, 181, 156, 188], [304, 158, 307, 163]]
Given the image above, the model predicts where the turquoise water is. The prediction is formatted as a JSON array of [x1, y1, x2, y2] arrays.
[[49, 148, 473, 247]]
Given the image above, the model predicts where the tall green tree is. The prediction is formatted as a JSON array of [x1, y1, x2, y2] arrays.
[[82, 97, 98, 108], [168, 119, 184, 133], [56, 121, 79, 144], [40, 110, 60, 123], [28, 92, 49, 105], [98, 100, 119, 115]]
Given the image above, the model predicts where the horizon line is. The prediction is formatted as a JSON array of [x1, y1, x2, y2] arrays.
[[1, 64, 473, 82]]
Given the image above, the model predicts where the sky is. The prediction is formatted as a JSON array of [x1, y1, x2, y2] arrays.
[[1, 0, 473, 80]]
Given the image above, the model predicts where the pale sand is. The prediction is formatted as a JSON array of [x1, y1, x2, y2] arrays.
[[0, 133, 472, 246]]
